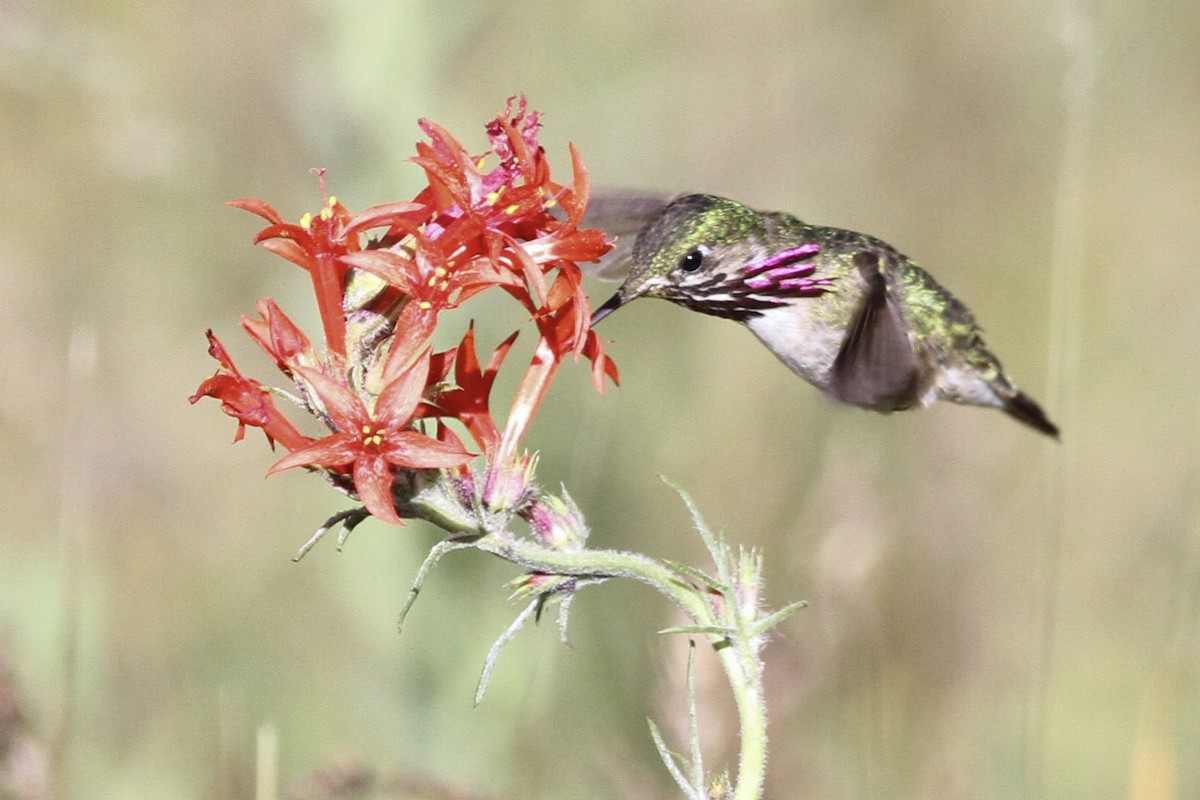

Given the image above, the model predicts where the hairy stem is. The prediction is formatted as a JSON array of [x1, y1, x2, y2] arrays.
[[402, 481, 781, 800]]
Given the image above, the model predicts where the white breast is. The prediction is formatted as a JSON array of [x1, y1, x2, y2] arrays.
[[745, 302, 843, 389]]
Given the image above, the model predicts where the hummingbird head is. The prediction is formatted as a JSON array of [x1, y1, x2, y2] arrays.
[[590, 194, 828, 324]]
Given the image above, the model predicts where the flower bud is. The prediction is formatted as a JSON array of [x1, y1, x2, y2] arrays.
[[482, 453, 537, 514], [523, 488, 588, 550]]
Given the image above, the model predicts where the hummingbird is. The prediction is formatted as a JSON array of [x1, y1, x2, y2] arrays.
[[589, 193, 1059, 438]]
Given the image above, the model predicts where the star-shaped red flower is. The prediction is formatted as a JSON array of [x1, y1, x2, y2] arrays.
[[267, 354, 473, 525]]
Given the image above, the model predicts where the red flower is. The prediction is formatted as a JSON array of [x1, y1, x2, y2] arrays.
[[422, 324, 518, 456], [189, 331, 310, 451], [267, 353, 474, 526], [240, 298, 320, 374], [410, 100, 610, 314], [228, 186, 428, 361], [198, 99, 622, 528]]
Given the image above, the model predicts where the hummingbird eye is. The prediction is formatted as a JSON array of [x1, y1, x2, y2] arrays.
[[678, 248, 705, 273]]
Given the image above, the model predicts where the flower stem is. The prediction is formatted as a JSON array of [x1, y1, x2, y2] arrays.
[[405, 483, 782, 800], [472, 535, 707, 618], [721, 634, 768, 800]]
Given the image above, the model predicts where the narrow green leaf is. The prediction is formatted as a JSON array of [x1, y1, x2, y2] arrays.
[[660, 476, 732, 585], [291, 507, 368, 562], [662, 559, 723, 591], [660, 625, 735, 637], [648, 718, 702, 800], [397, 539, 473, 634], [685, 642, 705, 794], [475, 599, 540, 707], [748, 600, 809, 639]]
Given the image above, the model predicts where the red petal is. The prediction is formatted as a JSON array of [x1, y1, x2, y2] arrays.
[[240, 300, 316, 370], [428, 345, 458, 385], [267, 432, 360, 473], [344, 201, 429, 238], [202, 330, 241, 374], [380, 304, 438, 386], [529, 229, 610, 264], [259, 239, 314, 272], [340, 250, 418, 291], [563, 143, 590, 227], [454, 324, 483, 386], [293, 366, 369, 432], [374, 349, 431, 430], [435, 420, 467, 451], [262, 300, 314, 365], [418, 118, 483, 203], [254, 222, 313, 248], [486, 330, 519, 377], [228, 198, 285, 225], [382, 431, 475, 469], [352, 454, 405, 526], [503, 237, 547, 307]]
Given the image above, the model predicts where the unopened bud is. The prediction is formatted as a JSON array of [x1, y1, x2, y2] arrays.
[[482, 454, 537, 514], [523, 488, 588, 550]]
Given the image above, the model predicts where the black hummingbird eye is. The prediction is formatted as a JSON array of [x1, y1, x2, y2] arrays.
[[678, 248, 705, 272]]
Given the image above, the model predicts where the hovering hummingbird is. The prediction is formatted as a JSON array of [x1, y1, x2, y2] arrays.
[[588, 193, 1058, 438]]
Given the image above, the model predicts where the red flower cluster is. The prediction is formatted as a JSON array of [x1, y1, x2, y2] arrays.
[[191, 99, 618, 526]]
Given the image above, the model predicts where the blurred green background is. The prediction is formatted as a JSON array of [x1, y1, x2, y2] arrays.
[[2, 1, 1197, 798]]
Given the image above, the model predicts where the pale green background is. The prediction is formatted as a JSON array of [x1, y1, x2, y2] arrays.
[[2, 1, 1197, 798]]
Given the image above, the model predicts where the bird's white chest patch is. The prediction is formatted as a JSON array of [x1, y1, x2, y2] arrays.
[[745, 302, 843, 388]]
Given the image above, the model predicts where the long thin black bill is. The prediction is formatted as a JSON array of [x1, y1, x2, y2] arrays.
[[590, 292, 626, 326]]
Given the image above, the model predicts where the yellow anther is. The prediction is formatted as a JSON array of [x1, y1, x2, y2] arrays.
[[327, 195, 338, 207], [485, 191, 500, 206], [360, 424, 385, 448], [434, 267, 447, 277], [300, 212, 313, 230], [504, 204, 519, 215], [476, 157, 487, 169], [543, 197, 558, 209], [419, 301, 433, 310], [427, 276, 438, 287], [319, 206, 332, 221], [440, 281, 449, 291]]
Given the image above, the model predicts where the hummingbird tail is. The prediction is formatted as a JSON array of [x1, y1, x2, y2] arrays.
[[1000, 388, 1060, 439]]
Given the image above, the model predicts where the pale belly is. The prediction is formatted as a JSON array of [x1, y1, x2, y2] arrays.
[[744, 303, 844, 389]]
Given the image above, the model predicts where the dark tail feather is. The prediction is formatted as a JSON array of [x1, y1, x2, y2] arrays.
[[1002, 389, 1060, 439]]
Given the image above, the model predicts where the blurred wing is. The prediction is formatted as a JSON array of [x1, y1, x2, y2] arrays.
[[829, 251, 920, 408], [578, 190, 675, 281]]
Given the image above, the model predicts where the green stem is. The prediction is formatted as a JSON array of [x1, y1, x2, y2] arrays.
[[406, 482, 776, 800], [473, 535, 708, 620], [720, 635, 768, 800], [469, 536, 770, 800]]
